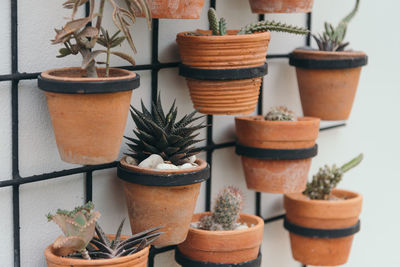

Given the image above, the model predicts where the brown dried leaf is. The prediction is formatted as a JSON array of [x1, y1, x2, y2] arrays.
[[79, 26, 99, 38], [111, 51, 136, 66], [53, 17, 91, 44]]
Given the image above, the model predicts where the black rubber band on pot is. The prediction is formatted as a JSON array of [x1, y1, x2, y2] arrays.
[[284, 217, 360, 238], [117, 162, 210, 186], [235, 143, 318, 160], [38, 73, 140, 94], [175, 248, 262, 267], [179, 63, 268, 81], [289, 54, 368, 69]]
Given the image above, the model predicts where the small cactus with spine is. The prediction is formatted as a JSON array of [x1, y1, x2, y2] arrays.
[[264, 106, 296, 121], [199, 186, 243, 231], [303, 154, 363, 200]]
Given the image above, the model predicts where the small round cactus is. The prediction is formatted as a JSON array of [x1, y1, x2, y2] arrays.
[[199, 186, 243, 231], [265, 106, 296, 121]]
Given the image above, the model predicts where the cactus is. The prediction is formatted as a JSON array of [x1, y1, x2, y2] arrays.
[[264, 106, 296, 121], [238, 20, 310, 35], [47, 202, 100, 259], [303, 154, 363, 200], [199, 186, 243, 231], [312, 0, 360, 51], [208, 8, 227, 36]]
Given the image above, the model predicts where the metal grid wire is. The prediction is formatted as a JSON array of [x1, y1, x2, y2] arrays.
[[0, 0, 345, 266]]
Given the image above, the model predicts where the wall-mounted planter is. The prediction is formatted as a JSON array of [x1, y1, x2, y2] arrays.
[[45, 236, 149, 267], [249, 0, 314, 14], [235, 116, 320, 194], [290, 48, 368, 120], [137, 0, 205, 19], [176, 30, 270, 115], [117, 157, 210, 247], [177, 212, 264, 265], [38, 67, 139, 165], [284, 189, 363, 266]]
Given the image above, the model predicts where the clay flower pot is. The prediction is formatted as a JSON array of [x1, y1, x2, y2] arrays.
[[45, 236, 149, 267], [117, 157, 210, 247], [177, 212, 264, 265], [235, 116, 320, 194], [176, 30, 270, 115], [290, 48, 368, 120], [38, 67, 140, 165], [249, 0, 314, 13], [137, 0, 205, 19], [284, 189, 363, 266]]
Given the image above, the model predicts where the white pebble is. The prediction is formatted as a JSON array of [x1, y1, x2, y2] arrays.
[[156, 163, 179, 170], [188, 155, 197, 163], [235, 224, 249, 230], [179, 163, 195, 169], [125, 156, 138, 165], [138, 154, 164, 169]]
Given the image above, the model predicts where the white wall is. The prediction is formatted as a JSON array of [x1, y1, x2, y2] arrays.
[[0, 0, 398, 266]]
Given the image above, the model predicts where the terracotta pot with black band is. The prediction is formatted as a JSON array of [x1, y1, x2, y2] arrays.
[[249, 0, 314, 14], [38, 67, 140, 165], [137, 0, 205, 19], [290, 48, 368, 120]]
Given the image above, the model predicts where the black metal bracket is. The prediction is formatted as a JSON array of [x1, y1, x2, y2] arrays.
[[175, 248, 262, 267], [179, 63, 268, 81], [284, 217, 361, 238], [235, 143, 318, 160], [289, 53, 368, 69], [117, 163, 210, 186]]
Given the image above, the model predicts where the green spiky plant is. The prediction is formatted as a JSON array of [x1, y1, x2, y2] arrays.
[[312, 0, 360, 51], [125, 95, 206, 166], [48, 202, 162, 260], [303, 154, 363, 200], [204, 8, 310, 36], [53, 0, 152, 78], [199, 186, 244, 231], [264, 106, 296, 121]]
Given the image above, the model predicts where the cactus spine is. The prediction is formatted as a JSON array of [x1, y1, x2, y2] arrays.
[[265, 106, 296, 121], [303, 154, 363, 200], [208, 8, 227, 36], [238, 20, 310, 35]]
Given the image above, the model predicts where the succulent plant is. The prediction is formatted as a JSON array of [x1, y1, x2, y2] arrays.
[[47, 202, 100, 259], [303, 154, 363, 200], [69, 220, 162, 259], [53, 0, 151, 77], [208, 8, 227, 36], [125, 95, 206, 166], [312, 0, 360, 51], [199, 186, 244, 231], [264, 106, 296, 121]]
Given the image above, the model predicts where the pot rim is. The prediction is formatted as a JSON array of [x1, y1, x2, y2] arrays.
[[235, 115, 320, 126], [285, 188, 363, 206], [187, 212, 264, 236], [41, 67, 136, 82], [176, 30, 270, 42], [44, 243, 149, 265], [291, 48, 367, 59]]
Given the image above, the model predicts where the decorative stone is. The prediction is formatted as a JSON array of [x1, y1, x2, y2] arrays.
[[180, 163, 196, 169], [188, 155, 197, 163], [125, 156, 138, 166], [235, 224, 249, 230], [156, 163, 179, 170], [138, 154, 164, 169]]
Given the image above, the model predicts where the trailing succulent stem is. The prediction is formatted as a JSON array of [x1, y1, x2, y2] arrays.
[[238, 21, 310, 35], [312, 0, 360, 51], [199, 187, 243, 231], [208, 8, 227, 36], [53, 0, 151, 77], [303, 154, 363, 200], [125, 94, 206, 165], [265, 106, 296, 121]]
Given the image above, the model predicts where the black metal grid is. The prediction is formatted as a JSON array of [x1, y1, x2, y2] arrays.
[[0, 0, 346, 266]]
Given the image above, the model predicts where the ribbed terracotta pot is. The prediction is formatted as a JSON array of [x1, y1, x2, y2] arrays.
[[235, 116, 320, 193], [176, 30, 270, 115], [290, 48, 368, 120], [45, 236, 149, 267], [137, 0, 205, 18], [38, 67, 139, 165], [249, 0, 314, 13], [284, 189, 363, 266], [118, 157, 209, 247], [178, 212, 264, 264]]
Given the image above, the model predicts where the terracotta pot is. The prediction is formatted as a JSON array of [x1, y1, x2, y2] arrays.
[[235, 116, 320, 193], [178, 212, 264, 264], [45, 235, 149, 267], [284, 189, 363, 266], [176, 30, 270, 115], [137, 0, 205, 19], [38, 67, 139, 165], [249, 0, 314, 13], [290, 48, 368, 120], [117, 157, 209, 247]]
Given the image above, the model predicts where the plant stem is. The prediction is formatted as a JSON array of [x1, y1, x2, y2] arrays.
[[105, 46, 111, 77], [86, 60, 98, 78], [96, 0, 106, 31], [81, 249, 91, 260], [341, 153, 363, 173]]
